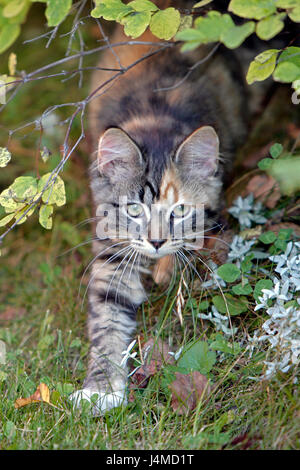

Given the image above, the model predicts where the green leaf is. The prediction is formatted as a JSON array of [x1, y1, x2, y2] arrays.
[[288, 6, 300, 22], [232, 282, 253, 296], [276, 0, 299, 6], [228, 0, 276, 20], [221, 21, 255, 49], [193, 0, 213, 7], [212, 294, 248, 316], [258, 157, 274, 170], [38, 173, 66, 207], [45, 0, 72, 27], [246, 49, 279, 84], [0, 212, 15, 227], [278, 228, 293, 240], [177, 14, 193, 33], [91, 0, 133, 21], [210, 335, 241, 355], [256, 13, 285, 41], [253, 279, 273, 301], [128, 0, 158, 12], [274, 47, 300, 83], [2, 0, 27, 18], [39, 204, 53, 230], [0, 176, 38, 213], [194, 11, 230, 43], [0, 23, 20, 54], [259, 231, 277, 244], [0, 147, 11, 167], [122, 11, 151, 38], [177, 341, 216, 375], [270, 143, 283, 158], [269, 157, 300, 194], [176, 28, 205, 42], [217, 263, 241, 283], [4, 420, 16, 440], [177, 11, 254, 50], [198, 300, 210, 310], [150, 7, 181, 40], [241, 254, 254, 273], [14, 204, 35, 224]]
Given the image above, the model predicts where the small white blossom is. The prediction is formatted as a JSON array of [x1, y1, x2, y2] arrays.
[[198, 306, 238, 336], [227, 235, 256, 264], [228, 194, 267, 228], [202, 261, 226, 289], [168, 346, 184, 361], [120, 340, 137, 367]]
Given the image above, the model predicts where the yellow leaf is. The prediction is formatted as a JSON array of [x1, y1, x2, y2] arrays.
[[14, 383, 51, 409], [8, 53, 17, 76]]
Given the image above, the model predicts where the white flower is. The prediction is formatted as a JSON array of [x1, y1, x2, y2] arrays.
[[228, 194, 267, 228], [168, 346, 184, 361], [120, 339, 137, 367], [202, 261, 226, 289], [227, 236, 256, 264], [198, 306, 238, 336], [261, 279, 291, 302]]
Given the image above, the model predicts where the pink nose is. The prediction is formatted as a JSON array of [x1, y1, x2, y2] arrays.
[[150, 240, 165, 250]]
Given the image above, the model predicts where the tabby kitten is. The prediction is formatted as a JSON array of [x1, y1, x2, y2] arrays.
[[70, 1, 249, 414]]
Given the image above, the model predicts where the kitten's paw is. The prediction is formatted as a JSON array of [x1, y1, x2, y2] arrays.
[[69, 388, 127, 416]]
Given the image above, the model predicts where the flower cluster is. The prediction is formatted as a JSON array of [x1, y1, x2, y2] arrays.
[[249, 243, 300, 380], [227, 235, 256, 264], [228, 194, 267, 228], [198, 306, 238, 336]]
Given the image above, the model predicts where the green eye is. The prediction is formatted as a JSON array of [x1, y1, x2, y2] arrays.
[[127, 203, 144, 218], [172, 204, 190, 218]]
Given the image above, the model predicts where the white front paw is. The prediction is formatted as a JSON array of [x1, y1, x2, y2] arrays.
[[69, 388, 127, 416]]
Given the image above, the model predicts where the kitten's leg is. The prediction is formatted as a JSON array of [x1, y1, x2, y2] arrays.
[[70, 240, 145, 415]]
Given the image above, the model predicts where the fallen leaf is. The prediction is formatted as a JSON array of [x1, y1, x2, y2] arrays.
[[246, 174, 281, 208], [239, 226, 263, 240], [15, 383, 50, 409], [169, 371, 211, 415], [130, 338, 174, 389]]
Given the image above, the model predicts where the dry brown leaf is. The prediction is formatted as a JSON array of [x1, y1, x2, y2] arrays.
[[169, 371, 211, 415], [15, 383, 50, 409], [130, 338, 174, 389], [246, 174, 281, 209]]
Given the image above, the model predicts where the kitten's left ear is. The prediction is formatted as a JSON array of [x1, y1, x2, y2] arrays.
[[175, 126, 219, 178]]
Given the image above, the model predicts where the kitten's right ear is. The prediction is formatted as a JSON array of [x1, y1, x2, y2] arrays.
[[97, 128, 143, 183]]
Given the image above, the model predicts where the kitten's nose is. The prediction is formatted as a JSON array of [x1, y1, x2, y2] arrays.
[[150, 240, 165, 250]]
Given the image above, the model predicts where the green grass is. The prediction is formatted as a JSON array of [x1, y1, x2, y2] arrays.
[[0, 7, 299, 451]]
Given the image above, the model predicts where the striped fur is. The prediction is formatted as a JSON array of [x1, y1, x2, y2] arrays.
[[71, 3, 250, 414]]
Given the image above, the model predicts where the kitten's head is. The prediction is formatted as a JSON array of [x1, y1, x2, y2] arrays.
[[95, 126, 222, 259]]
